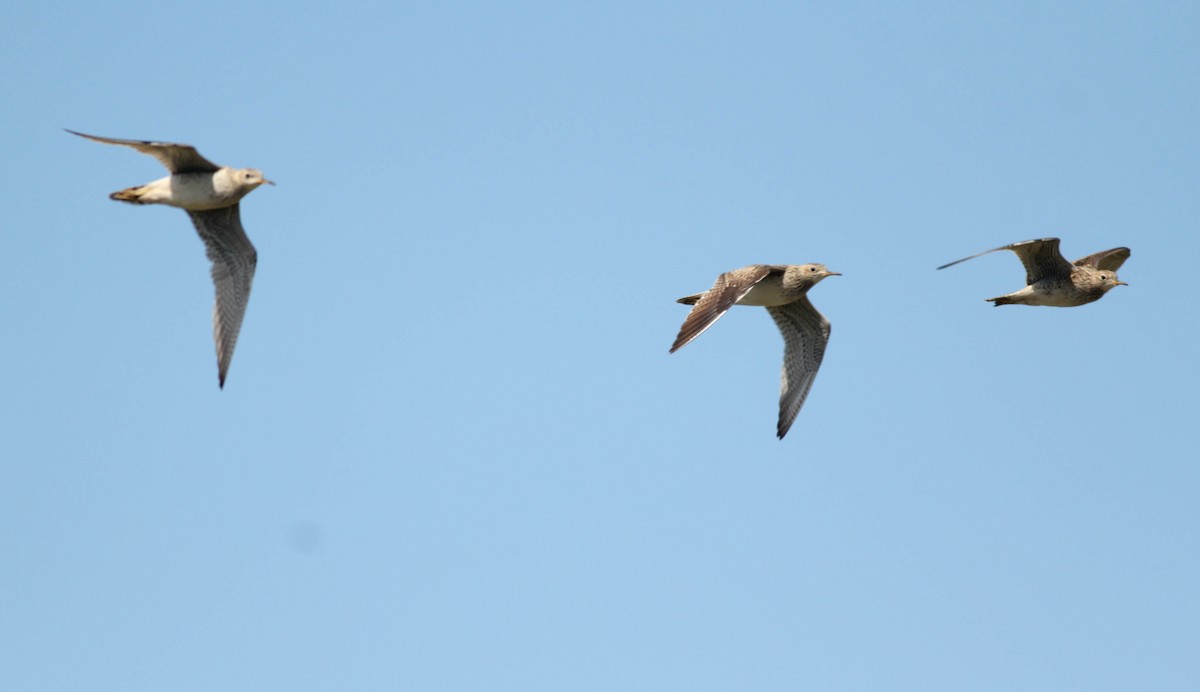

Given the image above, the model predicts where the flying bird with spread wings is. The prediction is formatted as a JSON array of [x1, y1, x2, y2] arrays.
[[68, 129, 274, 387]]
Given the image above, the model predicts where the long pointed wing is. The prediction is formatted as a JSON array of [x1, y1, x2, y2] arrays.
[[187, 205, 257, 388], [766, 297, 831, 439], [938, 238, 1074, 284], [66, 129, 221, 174], [669, 266, 773, 353], [1073, 247, 1130, 272]]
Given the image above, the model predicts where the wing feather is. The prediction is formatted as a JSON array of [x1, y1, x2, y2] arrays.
[[1073, 247, 1131, 272], [766, 297, 831, 439], [67, 129, 221, 174], [187, 205, 257, 388], [669, 266, 773, 353], [938, 238, 1074, 284]]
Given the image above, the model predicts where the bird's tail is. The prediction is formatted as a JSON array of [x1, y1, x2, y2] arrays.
[[110, 185, 150, 204], [987, 296, 1012, 306]]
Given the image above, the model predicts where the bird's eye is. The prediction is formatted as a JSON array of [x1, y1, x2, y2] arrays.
[[809, 267, 817, 272]]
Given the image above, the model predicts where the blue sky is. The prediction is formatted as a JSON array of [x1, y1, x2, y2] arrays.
[[2, 1, 1197, 689]]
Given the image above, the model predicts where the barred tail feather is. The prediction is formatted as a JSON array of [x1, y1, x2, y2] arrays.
[[110, 186, 149, 204]]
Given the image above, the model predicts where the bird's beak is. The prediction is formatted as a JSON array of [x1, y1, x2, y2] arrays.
[[263, 179, 276, 186], [827, 271, 842, 277], [1115, 280, 1128, 286]]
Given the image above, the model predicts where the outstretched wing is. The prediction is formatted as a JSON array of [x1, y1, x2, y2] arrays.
[[669, 265, 773, 353], [766, 297, 831, 439], [1073, 247, 1131, 272], [66, 129, 220, 174], [187, 205, 257, 388], [938, 238, 1075, 284]]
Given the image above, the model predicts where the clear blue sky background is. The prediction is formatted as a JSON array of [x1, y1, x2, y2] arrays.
[[2, 2, 1197, 690]]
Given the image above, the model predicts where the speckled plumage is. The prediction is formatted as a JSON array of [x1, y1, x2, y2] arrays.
[[670, 264, 840, 439], [69, 130, 273, 387]]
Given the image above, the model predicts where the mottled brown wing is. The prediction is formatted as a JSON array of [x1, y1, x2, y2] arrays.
[[67, 129, 221, 174], [669, 265, 773, 353], [998, 238, 1074, 284], [938, 237, 1075, 284], [187, 205, 258, 388], [766, 297, 831, 439], [1073, 247, 1131, 272]]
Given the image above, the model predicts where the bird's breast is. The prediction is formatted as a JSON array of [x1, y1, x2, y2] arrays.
[[164, 171, 241, 211]]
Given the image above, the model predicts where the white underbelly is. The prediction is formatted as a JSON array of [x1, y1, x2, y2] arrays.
[[167, 174, 232, 210], [737, 281, 790, 306], [140, 172, 237, 211], [1014, 283, 1084, 307]]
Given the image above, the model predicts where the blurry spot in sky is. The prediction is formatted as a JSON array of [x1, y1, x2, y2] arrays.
[[288, 521, 323, 555]]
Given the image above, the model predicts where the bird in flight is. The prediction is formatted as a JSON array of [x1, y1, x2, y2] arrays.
[[68, 129, 274, 388], [937, 237, 1129, 307], [670, 264, 840, 439]]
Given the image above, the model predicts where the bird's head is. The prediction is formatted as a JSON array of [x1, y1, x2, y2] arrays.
[[238, 168, 275, 189], [1098, 270, 1127, 291], [791, 263, 841, 286]]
